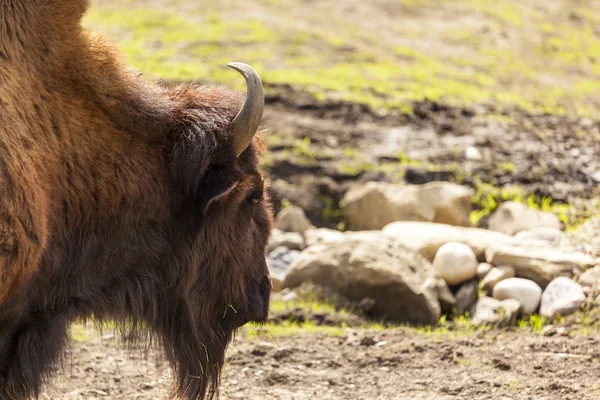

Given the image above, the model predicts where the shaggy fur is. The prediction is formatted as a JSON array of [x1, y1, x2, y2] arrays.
[[0, 1, 273, 398]]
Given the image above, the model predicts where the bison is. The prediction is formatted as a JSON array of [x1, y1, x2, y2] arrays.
[[0, 1, 273, 399]]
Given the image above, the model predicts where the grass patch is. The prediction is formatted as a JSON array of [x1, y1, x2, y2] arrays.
[[86, 0, 600, 116], [469, 181, 592, 230], [244, 320, 350, 338], [517, 314, 546, 333]]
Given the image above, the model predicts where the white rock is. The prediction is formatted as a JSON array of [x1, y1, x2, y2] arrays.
[[267, 230, 306, 252], [282, 290, 297, 303], [485, 243, 597, 287], [540, 277, 585, 318], [303, 228, 346, 247], [383, 221, 519, 261], [480, 266, 516, 294], [471, 296, 521, 327], [342, 181, 474, 231], [578, 265, 600, 287], [428, 277, 456, 314], [275, 206, 313, 233], [514, 227, 565, 245], [465, 146, 483, 161], [477, 263, 493, 279], [270, 274, 283, 293], [492, 278, 542, 315], [283, 235, 444, 324], [488, 201, 561, 236], [433, 242, 478, 286]]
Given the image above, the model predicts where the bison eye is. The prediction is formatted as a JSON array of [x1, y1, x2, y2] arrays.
[[247, 189, 263, 205]]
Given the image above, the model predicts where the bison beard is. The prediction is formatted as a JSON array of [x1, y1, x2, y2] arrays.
[[0, 1, 273, 399]]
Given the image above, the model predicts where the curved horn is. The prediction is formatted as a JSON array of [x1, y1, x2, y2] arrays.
[[227, 62, 264, 157]]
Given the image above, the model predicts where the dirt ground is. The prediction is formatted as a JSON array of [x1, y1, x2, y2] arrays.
[[43, 324, 600, 400], [262, 92, 600, 229]]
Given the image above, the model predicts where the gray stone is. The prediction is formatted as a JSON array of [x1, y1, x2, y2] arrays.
[[480, 266, 516, 294], [514, 227, 565, 245], [270, 274, 283, 293], [485, 243, 596, 287], [303, 228, 346, 248], [578, 265, 600, 287], [267, 230, 306, 252], [283, 235, 443, 324], [342, 181, 474, 231], [433, 242, 478, 286], [383, 221, 519, 261], [493, 278, 542, 315], [282, 290, 297, 303], [267, 246, 302, 276], [454, 279, 478, 315], [471, 296, 521, 327], [477, 263, 493, 280], [540, 277, 585, 319], [488, 201, 561, 236], [426, 277, 456, 314], [275, 206, 313, 233]]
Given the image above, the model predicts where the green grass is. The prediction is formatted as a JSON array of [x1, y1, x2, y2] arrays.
[[517, 314, 546, 333], [86, 0, 600, 116], [468, 181, 596, 230], [245, 320, 349, 338]]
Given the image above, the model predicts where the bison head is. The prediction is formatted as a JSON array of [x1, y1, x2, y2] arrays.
[[0, 4, 274, 399]]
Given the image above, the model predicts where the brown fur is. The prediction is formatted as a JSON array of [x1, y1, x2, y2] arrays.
[[0, 1, 273, 398]]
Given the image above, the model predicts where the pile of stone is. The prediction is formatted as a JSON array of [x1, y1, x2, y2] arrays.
[[266, 181, 600, 326]]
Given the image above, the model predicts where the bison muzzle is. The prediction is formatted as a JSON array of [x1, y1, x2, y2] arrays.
[[0, 1, 273, 399]]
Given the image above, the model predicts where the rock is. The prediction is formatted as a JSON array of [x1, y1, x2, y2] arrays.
[[465, 146, 483, 161], [267, 246, 302, 276], [492, 278, 542, 315], [471, 296, 521, 327], [480, 266, 516, 294], [433, 242, 478, 286], [540, 277, 585, 318], [275, 206, 313, 233], [303, 228, 346, 247], [342, 181, 474, 231], [270, 274, 283, 293], [357, 297, 376, 313], [578, 265, 600, 287], [283, 235, 443, 324], [269, 176, 343, 228], [383, 221, 519, 261], [488, 201, 562, 236], [514, 227, 564, 245], [267, 230, 306, 252], [485, 244, 596, 287], [454, 279, 478, 315], [426, 277, 456, 314], [282, 290, 296, 303], [477, 263, 493, 280], [591, 171, 600, 184]]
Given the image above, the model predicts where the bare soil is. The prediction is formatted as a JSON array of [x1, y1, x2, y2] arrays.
[[262, 90, 600, 229], [43, 323, 600, 400]]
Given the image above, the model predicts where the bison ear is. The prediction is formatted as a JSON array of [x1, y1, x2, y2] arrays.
[[198, 164, 240, 216]]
